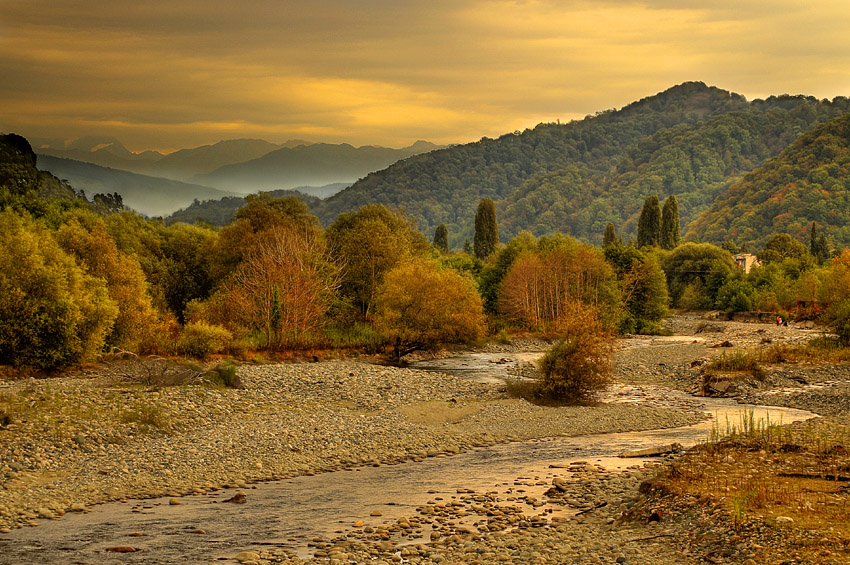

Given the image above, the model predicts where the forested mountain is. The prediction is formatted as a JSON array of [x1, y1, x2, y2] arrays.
[[686, 112, 850, 249], [313, 83, 850, 248], [1, 133, 78, 203], [38, 155, 235, 217], [191, 140, 443, 193]]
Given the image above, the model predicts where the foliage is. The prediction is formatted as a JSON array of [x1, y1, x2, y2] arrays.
[[605, 245, 668, 332], [375, 258, 486, 362], [327, 204, 428, 320], [498, 237, 620, 331], [660, 195, 680, 250], [0, 211, 118, 369], [177, 321, 233, 359], [809, 222, 831, 265], [535, 304, 612, 404], [204, 361, 243, 389], [478, 231, 538, 314], [758, 233, 811, 265], [474, 198, 499, 258], [602, 222, 619, 248], [688, 111, 850, 249], [637, 195, 661, 247], [433, 223, 449, 253], [825, 299, 850, 346], [662, 242, 736, 308]]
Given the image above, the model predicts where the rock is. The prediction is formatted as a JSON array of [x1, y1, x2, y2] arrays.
[[106, 546, 137, 553], [619, 444, 681, 458], [224, 493, 247, 504], [775, 516, 794, 524], [370, 510, 383, 516], [235, 551, 260, 563], [169, 498, 181, 505]]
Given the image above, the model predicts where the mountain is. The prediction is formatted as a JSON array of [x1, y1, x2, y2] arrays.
[[38, 155, 235, 217], [1, 133, 78, 202], [312, 83, 850, 247], [191, 140, 443, 194], [35, 137, 313, 180], [686, 112, 850, 249]]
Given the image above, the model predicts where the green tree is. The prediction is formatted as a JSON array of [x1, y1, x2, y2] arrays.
[[433, 223, 449, 253], [375, 258, 486, 363], [759, 233, 811, 265], [662, 242, 736, 307], [327, 204, 428, 320], [0, 211, 117, 370], [660, 195, 680, 250], [474, 198, 499, 259], [810, 222, 831, 265], [637, 195, 662, 248], [602, 222, 620, 248]]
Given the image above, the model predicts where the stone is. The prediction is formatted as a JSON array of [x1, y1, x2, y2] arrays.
[[775, 516, 793, 524], [235, 550, 260, 563], [169, 498, 181, 505], [106, 546, 137, 553]]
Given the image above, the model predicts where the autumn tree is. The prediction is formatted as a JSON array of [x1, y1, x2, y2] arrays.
[[498, 238, 619, 332], [0, 211, 117, 369], [227, 224, 338, 348], [327, 204, 428, 320], [660, 195, 680, 250], [55, 214, 159, 351], [433, 223, 449, 253], [474, 198, 499, 259], [375, 258, 486, 363]]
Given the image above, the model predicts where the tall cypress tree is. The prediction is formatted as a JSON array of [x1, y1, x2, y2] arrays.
[[474, 198, 498, 259], [637, 195, 662, 248], [660, 195, 680, 250], [602, 222, 620, 248], [433, 223, 449, 253]]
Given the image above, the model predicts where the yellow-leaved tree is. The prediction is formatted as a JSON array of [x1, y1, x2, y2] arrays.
[[375, 258, 486, 363]]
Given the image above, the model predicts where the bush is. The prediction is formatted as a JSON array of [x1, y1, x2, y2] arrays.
[[204, 362, 244, 389], [177, 321, 232, 359], [535, 305, 612, 404], [825, 299, 850, 346]]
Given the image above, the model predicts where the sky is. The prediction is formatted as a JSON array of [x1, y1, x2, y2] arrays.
[[2, 0, 850, 153]]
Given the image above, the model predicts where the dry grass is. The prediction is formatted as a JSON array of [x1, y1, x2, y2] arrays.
[[658, 414, 850, 563]]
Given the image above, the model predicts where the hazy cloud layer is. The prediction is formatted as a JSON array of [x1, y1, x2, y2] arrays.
[[2, 0, 849, 151]]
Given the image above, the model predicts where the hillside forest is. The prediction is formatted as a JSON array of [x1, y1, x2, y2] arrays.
[[5, 123, 850, 376]]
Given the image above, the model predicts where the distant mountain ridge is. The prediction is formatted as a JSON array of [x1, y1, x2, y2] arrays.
[[38, 155, 235, 217], [191, 140, 444, 193]]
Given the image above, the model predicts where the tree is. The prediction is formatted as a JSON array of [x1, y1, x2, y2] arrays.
[[474, 198, 499, 259], [660, 195, 680, 250], [375, 258, 486, 363], [604, 245, 668, 333], [327, 204, 428, 320], [759, 233, 811, 264], [637, 195, 662, 248], [433, 223, 449, 253], [810, 222, 831, 264], [227, 224, 338, 348], [662, 242, 736, 308], [0, 211, 117, 370], [602, 222, 620, 248]]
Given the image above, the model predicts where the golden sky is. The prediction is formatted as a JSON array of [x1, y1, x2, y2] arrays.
[[2, 0, 850, 152]]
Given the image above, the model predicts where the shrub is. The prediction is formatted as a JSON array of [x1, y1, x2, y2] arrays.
[[204, 362, 244, 389], [535, 305, 612, 404], [177, 321, 232, 359], [825, 299, 850, 346]]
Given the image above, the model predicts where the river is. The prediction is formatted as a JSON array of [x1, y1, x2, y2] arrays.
[[0, 351, 816, 564]]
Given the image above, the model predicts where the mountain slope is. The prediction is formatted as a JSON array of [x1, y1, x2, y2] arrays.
[[313, 84, 850, 247], [686, 112, 850, 249], [498, 96, 850, 244], [192, 141, 443, 193], [38, 155, 235, 217], [314, 82, 750, 243]]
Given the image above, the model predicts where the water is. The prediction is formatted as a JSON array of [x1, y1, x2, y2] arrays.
[[0, 354, 816, 564]]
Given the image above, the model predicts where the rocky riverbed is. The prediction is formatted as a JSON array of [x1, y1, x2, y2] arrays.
[[2, 314, 848, 564]]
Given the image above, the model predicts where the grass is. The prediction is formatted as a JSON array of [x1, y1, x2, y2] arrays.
[[706, 351, 765, 377], [654, 412, 850, 562]]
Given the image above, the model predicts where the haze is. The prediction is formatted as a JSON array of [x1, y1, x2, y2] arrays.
[[2, 0, 849, 152]]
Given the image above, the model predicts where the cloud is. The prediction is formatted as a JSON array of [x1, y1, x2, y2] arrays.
[[2, 0, 849, 150]]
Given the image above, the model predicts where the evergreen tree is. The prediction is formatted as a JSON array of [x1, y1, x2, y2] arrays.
[[810, 222, 830, 264], [637, 195, 662, 248], [462, 239, 472, 255], [433, 223, 449, 253], [602, 222, 620, 248], [474, 198, 499, 259], [660, 195, 680, 250]]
